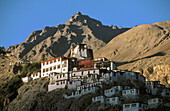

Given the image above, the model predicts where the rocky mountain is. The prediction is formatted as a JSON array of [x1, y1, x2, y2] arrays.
[[6, 12, 129, 62], [95, 20, 170, 86]]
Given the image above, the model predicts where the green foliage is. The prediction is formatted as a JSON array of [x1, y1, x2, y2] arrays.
[[0, 75, 23, 110], [20, 62, 41, 77], [3, 75, 22, 94], [0, 62, 40, 109], [41, 54, 45, 61]]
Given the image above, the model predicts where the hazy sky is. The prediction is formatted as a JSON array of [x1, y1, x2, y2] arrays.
[[0, 0, 170, 48]]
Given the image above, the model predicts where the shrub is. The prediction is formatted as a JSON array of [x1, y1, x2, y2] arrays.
[[20, 62, 41, 77]]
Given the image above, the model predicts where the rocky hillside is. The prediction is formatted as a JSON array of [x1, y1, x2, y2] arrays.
[[6, 12, 129, 62], [6, 78, 170, 111], [0, 54, 23, 87], [95, 20, 170, 86]]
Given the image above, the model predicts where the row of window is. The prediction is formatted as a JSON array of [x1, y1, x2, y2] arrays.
[[32, 73, 39, 77], [105, 89, 119, 93], [42, 64, 68, 73], [107, 98, 116, 101], [72, 70, 97, 76], [42, 59, 61, 65], [42, 59, 68, 66], [148, 99, 162, 103], [125, 104, 147, 108], [56, 74, 65, 79], [56, 81, 66, 85], [123, 89, 139, 94]]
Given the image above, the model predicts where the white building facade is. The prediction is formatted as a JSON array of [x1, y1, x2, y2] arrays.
[[122, 89, 140, 99], [92, 96, 106, 104], [148, 98, 162, 109], [31, 72, 41, 80], [22, 77, 32, 83], [106, 97, 121, 106], [64, 87, 99, 99], [104, 86, 123, 97], [70, 44, 93, 60], [123, 103, 148, 111]]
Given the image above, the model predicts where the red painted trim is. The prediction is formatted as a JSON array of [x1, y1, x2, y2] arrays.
[[41, 56, 67, 63]]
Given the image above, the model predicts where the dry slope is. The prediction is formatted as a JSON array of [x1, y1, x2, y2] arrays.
[[95, 20, 170, 86]]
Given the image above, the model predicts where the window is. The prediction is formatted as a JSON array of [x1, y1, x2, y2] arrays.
[[63, 74, 65, 77], [112, 98, 115, 101], [153, 99, 156, 102], [57, 82, 59, 85], [139, 104, 142, 107], [36, 73, 38, 76], [57, 65, 60, 69], [54, 66, 56, 70], [50, 67, 52, 71], [46, 68, 48, 72], [125, 105, 130, 108], [33, 74, 35, 77], [62, 63, 67, 67], [43, 69, 45, 73], [166, 93, 170, 95], [93, 70, 95, 73], [81, 71, 83, 75], [63, 69, 65, 71], [132, 104, 136, 107], [63, 81, 65, 84]]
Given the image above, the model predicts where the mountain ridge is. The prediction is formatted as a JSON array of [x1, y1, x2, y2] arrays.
[[6, 12, 129, 61]]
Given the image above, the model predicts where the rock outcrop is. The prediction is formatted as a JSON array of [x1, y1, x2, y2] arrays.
[[144, 64, 170, 87]]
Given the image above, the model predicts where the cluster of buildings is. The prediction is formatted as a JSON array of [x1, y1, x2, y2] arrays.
[[22, 44, 170, 110]]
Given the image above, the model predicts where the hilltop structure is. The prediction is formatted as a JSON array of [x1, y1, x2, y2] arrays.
[[23, 44, 170, 111], [70, 44, 93, 60]]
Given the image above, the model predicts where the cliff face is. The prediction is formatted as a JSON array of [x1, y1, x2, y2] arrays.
[[6, 12, 129, 62], [144, 64, 170, 87], [95, 20, 170, 86]]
